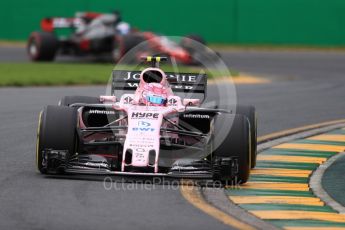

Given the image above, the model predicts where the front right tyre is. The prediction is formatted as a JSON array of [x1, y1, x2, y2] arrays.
[[36, 105, 77, 173]]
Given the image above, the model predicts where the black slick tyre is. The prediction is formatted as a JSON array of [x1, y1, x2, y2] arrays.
[[36, 105, 77, 173], [236, 105, 257, 168], [27, 32, 59, 61], [212, 114, 251, 185]]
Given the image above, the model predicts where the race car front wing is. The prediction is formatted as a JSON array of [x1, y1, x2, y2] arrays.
[[41, 149, 239, 180]]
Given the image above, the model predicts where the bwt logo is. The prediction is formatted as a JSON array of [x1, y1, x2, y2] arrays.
[[138, 121, 151, 127], [131, 112, 159, 119], [132, 127, 155, 132]]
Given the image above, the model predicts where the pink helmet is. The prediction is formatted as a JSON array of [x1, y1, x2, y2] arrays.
[[136, 68, 173, 106]]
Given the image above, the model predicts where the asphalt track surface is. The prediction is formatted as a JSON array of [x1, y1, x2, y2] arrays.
[[0, 47, 345, 229]]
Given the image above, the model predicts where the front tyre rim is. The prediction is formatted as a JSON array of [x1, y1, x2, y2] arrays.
[[29, 42, 38, 57]]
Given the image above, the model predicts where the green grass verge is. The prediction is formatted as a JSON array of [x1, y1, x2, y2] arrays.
[[0, 63, 236, 87], [2, 40, 345, 52], [0, 63, 114, 86]]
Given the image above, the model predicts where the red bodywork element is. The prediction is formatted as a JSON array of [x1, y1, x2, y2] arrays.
[[141, 32, 192, 64], [41, 19, 53, 32], [82, 12, 102, 20], [40, 17, 78, 31], [80, 39, 90, 51]]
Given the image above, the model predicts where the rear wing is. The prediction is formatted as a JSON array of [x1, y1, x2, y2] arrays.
[[111, 70, 207, 102], [41, 18, 82, 32]]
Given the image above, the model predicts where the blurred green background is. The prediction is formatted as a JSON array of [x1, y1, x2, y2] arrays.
[[1, 0, 345, 46]]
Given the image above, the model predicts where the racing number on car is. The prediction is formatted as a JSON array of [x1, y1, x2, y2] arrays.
[[135, 148, 145, 162]]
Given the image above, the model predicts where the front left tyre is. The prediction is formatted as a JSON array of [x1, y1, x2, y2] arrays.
[[236, 105, 257, 168], [212, 114, 251, 185], [36, 105, 77, 173]]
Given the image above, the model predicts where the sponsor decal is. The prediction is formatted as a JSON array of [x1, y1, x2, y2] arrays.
[[172, 85, 194, 90], [131, 112, 159, 119], [183, 114, 210, 119], [129, 136, 155, 141], [134, 152, 145, 162], [138, 121, 151, 127], [129, 143, 154, 148], [124, 83, 194, 90], [166, 74, 197, 83], [124, 96, 133, 104], [123, 72, 141, 80], [128, 136, 155, 145], [168, 98, 178, 106], [132, 127, 155, 132], [121, 71, 198, 83], [89, 110, 115, 115], [133, 148, 148, 163], [126, 83, 139, 88]]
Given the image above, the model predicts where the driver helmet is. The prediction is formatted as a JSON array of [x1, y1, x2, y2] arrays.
[[116, 22, 130, 35], [142, 83, 167, 106]]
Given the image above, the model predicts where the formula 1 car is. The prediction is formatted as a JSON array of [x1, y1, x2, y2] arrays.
[[36, 56, 257, 184], [27, 11, 208, 65]]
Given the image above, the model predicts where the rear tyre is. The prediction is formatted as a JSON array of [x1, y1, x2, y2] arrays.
[[212, 114, 251, 185], [236, 105, 257, 168], [27, 32, 59, 61], [36, 106, 77, 174], [113, 34, 146, 62], [180, 34, 207, 65], [59, 96, 100, 107], [181, 34, 206, 46]]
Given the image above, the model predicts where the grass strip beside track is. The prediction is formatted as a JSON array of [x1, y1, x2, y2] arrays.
[[0, 63, 239, 87], [0, 63, 114, 86]]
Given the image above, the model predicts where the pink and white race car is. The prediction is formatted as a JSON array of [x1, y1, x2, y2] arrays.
[[36, 56, 257, 184]]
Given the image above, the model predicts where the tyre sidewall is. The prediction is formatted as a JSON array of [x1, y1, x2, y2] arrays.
[[27, 32, 58, 61], [236, 105, 257, 168], [212, 114, 251, 184], [36, 106, 77, 173]]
